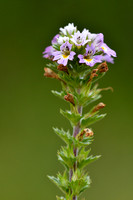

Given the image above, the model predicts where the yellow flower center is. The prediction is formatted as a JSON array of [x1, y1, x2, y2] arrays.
[[84, 58, 92, 62], [62, 54, 69, 59], [101, 47, 105, 50]]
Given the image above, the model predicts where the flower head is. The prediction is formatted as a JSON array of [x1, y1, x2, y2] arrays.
[[78, 44, 102, 67], [71, 31, 90, 46], [43, 46, 55, 59], [101, 54, 114, 64], [57, 36, 70, 45], [100, 43, 116, 57], [93, 33, 116, 57], [43, 23, 116, 67], [52, 34, 59, 44], [93, 33, 104, 49], [53, 41, 76, 66]]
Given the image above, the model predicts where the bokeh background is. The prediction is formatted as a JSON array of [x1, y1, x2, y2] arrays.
[[0, 0, 133, 199]]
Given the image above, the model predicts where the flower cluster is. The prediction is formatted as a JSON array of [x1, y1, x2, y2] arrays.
[[43, 23, 116, 67]]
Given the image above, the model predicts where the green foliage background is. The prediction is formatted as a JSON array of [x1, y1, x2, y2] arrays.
[[0, 0, 133, 199]]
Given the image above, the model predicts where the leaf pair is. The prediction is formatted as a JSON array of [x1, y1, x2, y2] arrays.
[[48, 170, 91, 197]]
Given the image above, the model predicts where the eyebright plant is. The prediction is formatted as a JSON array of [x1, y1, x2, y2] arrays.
[[43, 23, 116, 200]]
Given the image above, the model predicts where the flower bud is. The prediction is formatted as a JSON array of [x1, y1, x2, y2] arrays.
[[57, 64, 69, 74], [98, 62, 108, 73], [64, 93, 75, 106]]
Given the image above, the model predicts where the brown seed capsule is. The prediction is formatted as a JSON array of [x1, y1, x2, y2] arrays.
[[92, 102, 106, 113], [64, 93, 75, 106], [57, 64, 69, 74], [44, 68, 59, 79], [98, 62, 108, 73]]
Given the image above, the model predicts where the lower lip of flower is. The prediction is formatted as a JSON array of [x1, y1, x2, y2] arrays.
[[84, 58, 92, 62], [62, 54, 69, 59]]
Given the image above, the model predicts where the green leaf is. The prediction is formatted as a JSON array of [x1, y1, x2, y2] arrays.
[[74, 136, 93, 147], [58, 155, 69, 170], [46, 63, 58, 73], [83, 94, 102, 107], [58, 146, 76, 169], [53, 127, 73, 145], [81, 114, 106, 128], [78, 148, 91, 161], [70, 170, 91, 195], [78, 155, 101, 169], [60, 109, 82, 126], [48, 171, 69, 194], [76, 84, 102, 107], [56, 196, 66, 200], [52, 90, 66, 100], [53, 44, 60, 51]]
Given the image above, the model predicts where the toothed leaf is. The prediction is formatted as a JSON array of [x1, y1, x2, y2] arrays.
[[58, 146, 76, 169], [53, 127, 73, 145], [81, 114, 106, 128], [60, 109, 82, 126], [78, 155, 101, 169], [48, 172, 69, 194]]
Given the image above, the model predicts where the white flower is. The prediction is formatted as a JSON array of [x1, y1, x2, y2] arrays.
[[57, 36, 70, 45], [82, 28, 90, 39], [60, 23, 77, 35], [88, 33, 97, 41]]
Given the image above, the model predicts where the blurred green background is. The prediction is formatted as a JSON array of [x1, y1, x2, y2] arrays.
[[0, 0, 133, 199]]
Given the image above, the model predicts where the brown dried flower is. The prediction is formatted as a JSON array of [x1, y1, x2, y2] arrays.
[[57, 64, 69, 74], [92, 102, 106, 113], [88, 69, 98, 82], [78, 128, 94, 141], [64, 93, 75, 106], [98, 62, 108, 73], [84, 128, 94, 137], [44, 68, 59, 79]]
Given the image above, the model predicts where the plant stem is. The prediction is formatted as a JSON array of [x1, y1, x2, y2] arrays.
[[69, 104, 83, 200]]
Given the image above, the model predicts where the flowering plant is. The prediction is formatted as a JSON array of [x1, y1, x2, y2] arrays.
[[43, 23, 116, 200]]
